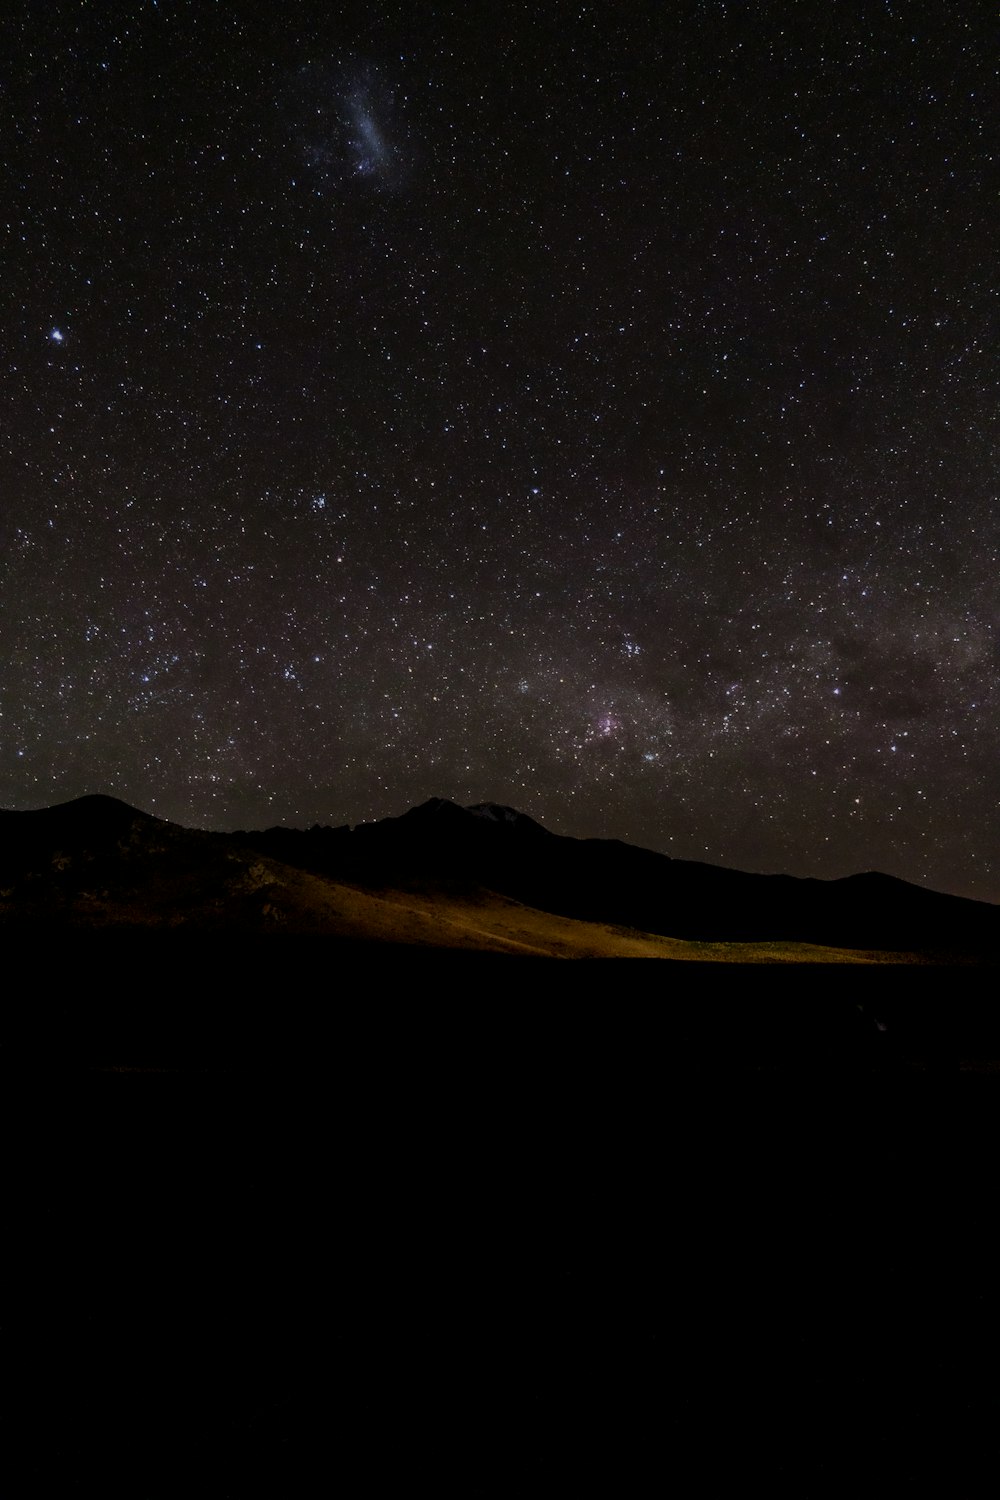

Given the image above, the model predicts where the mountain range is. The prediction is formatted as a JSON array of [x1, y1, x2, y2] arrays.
[[1, 793, 995, 962]]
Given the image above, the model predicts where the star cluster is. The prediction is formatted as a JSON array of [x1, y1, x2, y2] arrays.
[[2, 2, 997, 898]]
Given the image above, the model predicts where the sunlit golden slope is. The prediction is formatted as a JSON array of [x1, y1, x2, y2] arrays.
[[0, 816, 935, 960], [35, 842, 924, 960], [310, 880, 928, 961]]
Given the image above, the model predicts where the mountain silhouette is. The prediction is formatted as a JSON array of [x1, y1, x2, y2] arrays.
[[234, 795, 997, 957], [2, 792, 993, 959]]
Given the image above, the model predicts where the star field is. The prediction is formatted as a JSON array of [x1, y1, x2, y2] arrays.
[[2, 2, 998, 898]]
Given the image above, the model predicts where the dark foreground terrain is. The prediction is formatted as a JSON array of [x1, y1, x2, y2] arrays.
[[7, 945, 995, 1495], [2, 773, 993, 1492], [8, 928, 999, 1071]]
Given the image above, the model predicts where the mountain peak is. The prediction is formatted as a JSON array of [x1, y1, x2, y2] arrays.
[[466, 802, 550, 835], [390, 798, 549, 836], [1, 793, 162, 832], [399, 797, 466, 822]]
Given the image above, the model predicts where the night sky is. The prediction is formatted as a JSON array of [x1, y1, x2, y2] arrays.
[[3, 2, 997, 899]]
